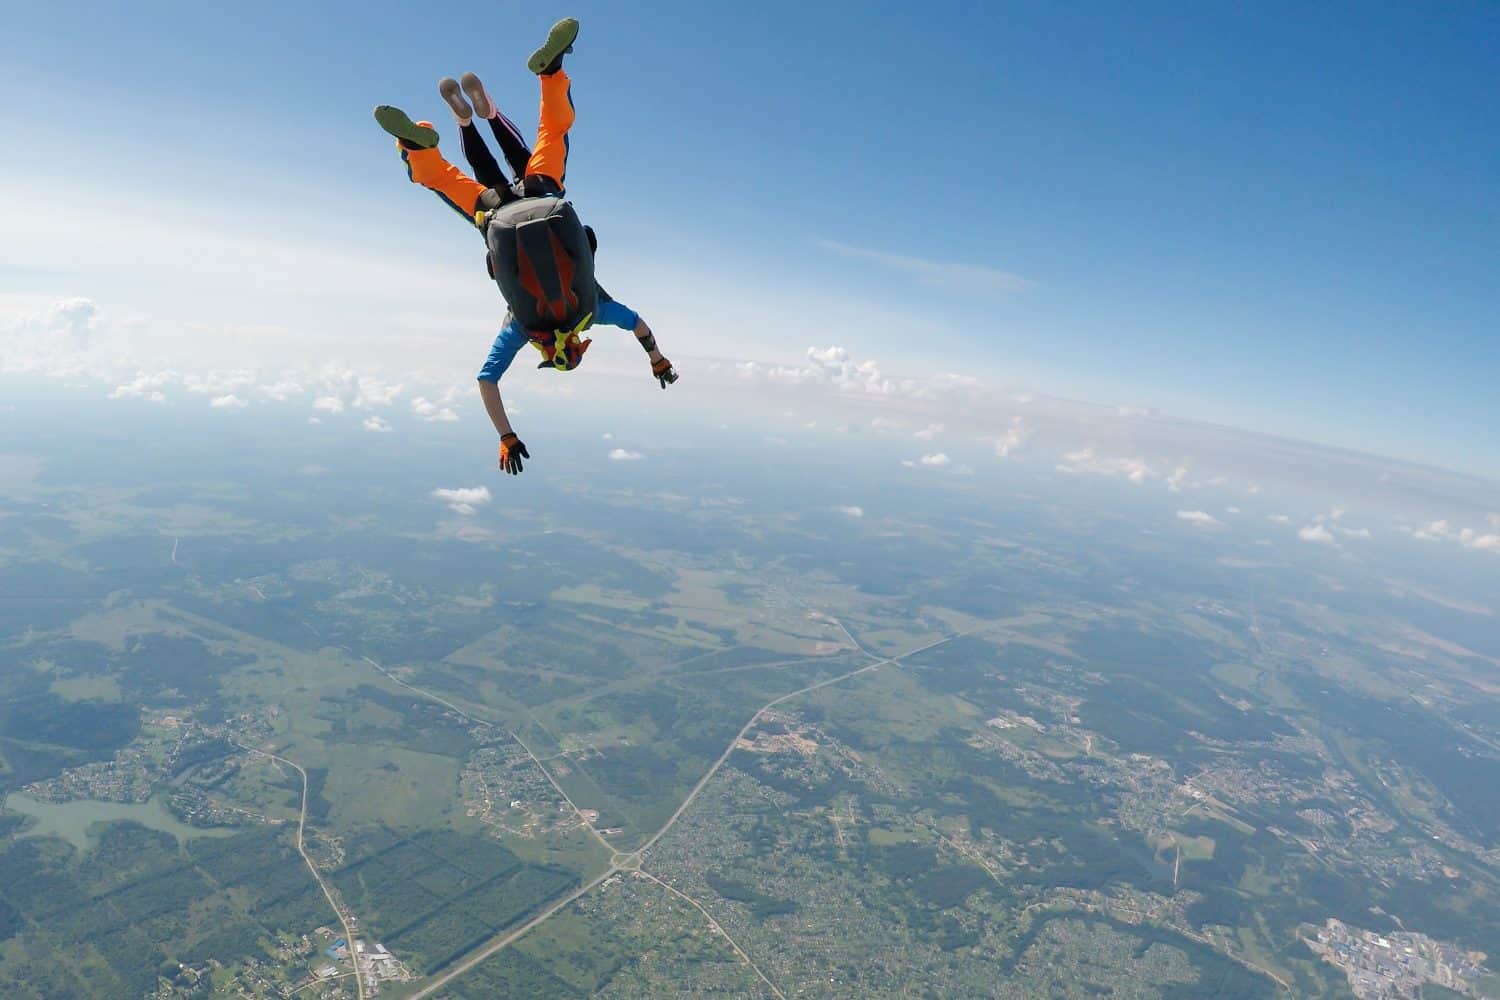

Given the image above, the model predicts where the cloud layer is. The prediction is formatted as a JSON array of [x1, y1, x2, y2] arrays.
[[725, 346, 982, 402]]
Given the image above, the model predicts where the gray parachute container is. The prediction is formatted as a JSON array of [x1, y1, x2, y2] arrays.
[[483, 197, 597, 333]]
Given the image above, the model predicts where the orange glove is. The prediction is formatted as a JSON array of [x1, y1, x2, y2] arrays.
[[499, 433, 529, 475], [651, 356, 678, 389]]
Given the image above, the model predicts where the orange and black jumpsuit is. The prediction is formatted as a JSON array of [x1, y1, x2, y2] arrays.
[[399, 69, 575, 223]]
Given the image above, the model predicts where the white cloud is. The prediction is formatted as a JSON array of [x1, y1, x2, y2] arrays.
[[1414, 519, 1451, 542], [181, 369, 255, 396], [914, 423, 944, 441], [362, 415, 393, 433], [210, 394, 247, 410], [107, 370, 176, 403], [37, 298, 102, 348], [817, 239, 1029, 293], [1057, 447, 1154, 485], [1452, 527, 1500, 551], [1423, 520, 1500, 553], [2, 299, 106, 375], [315, 371, 404, 411], [259, 377, 304, 401], [431, 486, 492, 515], [741, 346, 981, 401], [994, 416, 1029, 459], [1298, 524, 1337, 546], [918, 453, 951, 468], [1268, 514, 1291, 524], [354, 377, 403, 408], [1177, 510, 1221, 528], [409, 396, 459, 422], [111, 387, 166, 403], [312, 395, 345, 414], [1225, 506, 1241, 514], [609, 448, 643, 461], [1303, 507, 1371, 540], [602, 432, 613, 440], [835, 505, 865, 518], [803, 346, 891, 394], [1166, 465, 1190, 492]]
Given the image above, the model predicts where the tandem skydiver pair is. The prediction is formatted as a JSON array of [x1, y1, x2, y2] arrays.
[[374, 17, 677, 476]]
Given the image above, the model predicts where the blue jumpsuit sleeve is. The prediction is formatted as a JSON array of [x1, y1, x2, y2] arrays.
[[594, 296, 640, 330], [477, 317, 530, 382]]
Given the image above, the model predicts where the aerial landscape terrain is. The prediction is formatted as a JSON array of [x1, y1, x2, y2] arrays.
[[3, 0, 1496, 995], [2, 382, 1497, 999]]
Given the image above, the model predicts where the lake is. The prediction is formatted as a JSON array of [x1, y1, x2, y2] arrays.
[[3, 791, 237, 851]]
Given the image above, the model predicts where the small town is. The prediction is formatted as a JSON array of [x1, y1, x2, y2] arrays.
[[149, 926, 415, 999], [22, 708, 274, 813], [1305, 919, 1495, 999]]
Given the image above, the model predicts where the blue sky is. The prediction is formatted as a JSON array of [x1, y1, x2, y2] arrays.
[[2, 1, 1496, 476]]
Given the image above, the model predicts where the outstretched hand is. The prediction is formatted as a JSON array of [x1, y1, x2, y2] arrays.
[[651, 356, 678, 389], [499, 433, 529, 475]]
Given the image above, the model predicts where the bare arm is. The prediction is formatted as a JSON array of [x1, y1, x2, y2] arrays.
[[477, 379, 514, 438], [633, 317, 678, 388], [478, 379, 529, 474], [633, 318, 663, 364]]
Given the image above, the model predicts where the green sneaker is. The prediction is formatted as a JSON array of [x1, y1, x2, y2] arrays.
[[373, 105, 439, 149], [528, 17, 579, 75]]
